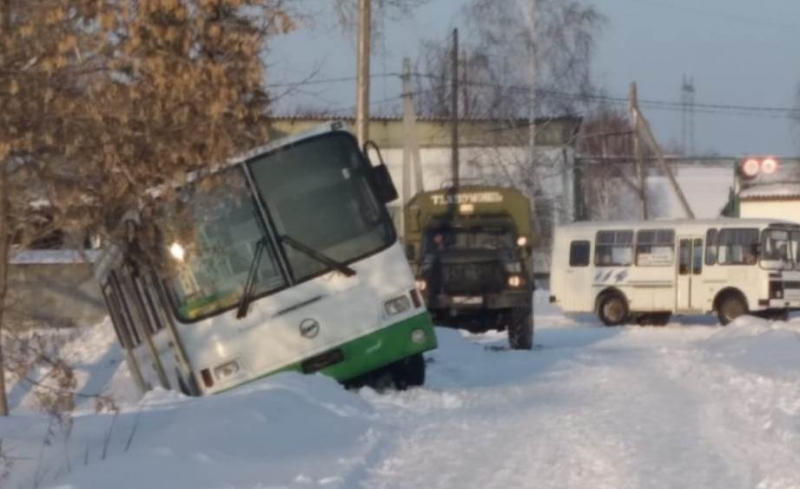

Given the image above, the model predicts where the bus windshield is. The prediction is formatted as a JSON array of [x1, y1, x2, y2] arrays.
[[165, 169, 287, 321], [248, 132, 394, 282], [761, 228, 800, 270]]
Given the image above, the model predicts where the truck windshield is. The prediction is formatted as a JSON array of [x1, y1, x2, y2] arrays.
[[248, 132, 394, 282], [164, 169, 287, 321], [761, 229, 800, 270], [424, 226, 515, 253]]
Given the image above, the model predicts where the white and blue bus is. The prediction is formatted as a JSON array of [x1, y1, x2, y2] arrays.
[[95, 122, 437, 396]]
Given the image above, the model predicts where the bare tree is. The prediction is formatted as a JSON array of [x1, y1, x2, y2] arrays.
[[0, 0, 294, 416], [412, 0, 605, 119]]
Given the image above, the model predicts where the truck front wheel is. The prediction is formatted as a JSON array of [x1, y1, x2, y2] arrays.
[[508, 307, 533, 350]]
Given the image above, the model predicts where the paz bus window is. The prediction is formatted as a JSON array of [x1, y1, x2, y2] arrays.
[[717, 228, 759, 265], [705, 229, 718, 265], [635, 229, 675, 266], [569, 240, 590, 267], [594, 230, 633, 267]]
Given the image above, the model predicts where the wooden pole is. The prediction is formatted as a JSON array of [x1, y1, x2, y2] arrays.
[[355, 0, 371, 146], [451, 28, 460, 189], [629, 82, 648, 220]]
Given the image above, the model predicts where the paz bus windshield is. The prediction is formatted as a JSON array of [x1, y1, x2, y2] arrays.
[[164, 132, 394, 321]]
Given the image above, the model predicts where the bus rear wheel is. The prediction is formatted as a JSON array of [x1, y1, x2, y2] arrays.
[[717, 293, 747, 326], [391, 353, 426, 390], [508, 307, 533, 350], [598, 293, 629, 326]]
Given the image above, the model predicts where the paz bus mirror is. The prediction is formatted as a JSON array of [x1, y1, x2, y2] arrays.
[[363, 140, 399, 204]]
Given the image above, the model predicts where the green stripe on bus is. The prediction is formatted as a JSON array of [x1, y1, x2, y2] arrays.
[[216, 312, 437, 393]]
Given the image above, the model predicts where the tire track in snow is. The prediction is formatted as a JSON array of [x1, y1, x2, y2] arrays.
[[357, 328, 781, 489]]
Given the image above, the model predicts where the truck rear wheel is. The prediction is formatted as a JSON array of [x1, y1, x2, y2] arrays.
[[508, 307, 533, 350]]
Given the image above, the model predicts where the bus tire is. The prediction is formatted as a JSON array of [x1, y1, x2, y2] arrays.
[[392, 353, 426, 390], [598, 292, 629, 326], [508, 307, 533, 350], [716, 292, 748, 326]]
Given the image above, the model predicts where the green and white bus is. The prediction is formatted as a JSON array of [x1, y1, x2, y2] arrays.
[[95, 122, 438, 396]]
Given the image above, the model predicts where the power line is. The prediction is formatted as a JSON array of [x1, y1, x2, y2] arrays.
[[410, 71, 800, 119], [271, 70, 800, 120]]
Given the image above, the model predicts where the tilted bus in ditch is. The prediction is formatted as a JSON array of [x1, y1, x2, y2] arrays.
[[94, 122, 438, 397], [550, 218, 800, 326], [403, 184, 534, 349]]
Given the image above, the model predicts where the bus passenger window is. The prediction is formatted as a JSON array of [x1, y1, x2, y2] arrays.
[[718, 228, 759, 265], [693, 239, 703, 275], [705, 229, 718, 265], [595, 230, 633, 267], [569, 241, 591, 267], [635, 229, 675, 266]]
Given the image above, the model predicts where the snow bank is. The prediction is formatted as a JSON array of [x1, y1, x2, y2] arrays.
[[701, 316, 800, 379], [35, 374, 376, 489]]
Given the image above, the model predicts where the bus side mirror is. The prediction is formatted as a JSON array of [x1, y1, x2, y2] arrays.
[[363, 140, 398, 204], [371, 163, 399, 203]]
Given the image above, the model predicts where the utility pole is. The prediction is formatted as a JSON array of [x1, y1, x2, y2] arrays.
[[681, 75, 696, 156], [629, 82, 648, 220], [450, 28, 459, 189], [355, 0, 371, 146], [401, 58, 423, 205]]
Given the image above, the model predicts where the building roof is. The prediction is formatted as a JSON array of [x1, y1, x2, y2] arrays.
[[740, 183, 800, 201], [267, 115, 583, 149]]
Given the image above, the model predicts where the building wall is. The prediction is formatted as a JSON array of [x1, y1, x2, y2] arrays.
[[740, 200, 800, 223]]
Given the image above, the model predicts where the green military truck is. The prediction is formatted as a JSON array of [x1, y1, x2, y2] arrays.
[[403, 185, 535, 350]]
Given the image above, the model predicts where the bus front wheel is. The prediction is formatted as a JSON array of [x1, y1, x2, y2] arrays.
[[392, 353, 426, 390], [717, 292, 748, 326], [598, 293, 629, 326]]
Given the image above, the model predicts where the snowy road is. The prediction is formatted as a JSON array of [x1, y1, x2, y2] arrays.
[[4, 303, 800, 489], [361, 317, 800, 489]]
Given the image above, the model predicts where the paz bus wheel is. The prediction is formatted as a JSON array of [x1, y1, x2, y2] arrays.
[[508, 307, 533, 350], [717, 292, 747, 326], [598, 293, 629, 326]]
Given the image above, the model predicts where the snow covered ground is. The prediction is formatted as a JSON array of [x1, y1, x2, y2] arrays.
[[2, 296, 800, 489]]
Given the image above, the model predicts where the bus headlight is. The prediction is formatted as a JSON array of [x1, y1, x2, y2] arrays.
[[508, 275, 523, 288], [415, 279, 427, 291], [169, 242, 185, 262], [213, 359, 241, 380], [384, 295, 411, 316], [411, 328, 426, 344]]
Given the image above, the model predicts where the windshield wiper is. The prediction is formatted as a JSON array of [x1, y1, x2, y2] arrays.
[[280, 234, 356, 277], [236, 237, 267, 319]]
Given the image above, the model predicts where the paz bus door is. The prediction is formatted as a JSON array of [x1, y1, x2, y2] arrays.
[[676, 237, 704, 311]]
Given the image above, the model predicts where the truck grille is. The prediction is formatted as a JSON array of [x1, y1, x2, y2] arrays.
[[441, 262, 505, 295]]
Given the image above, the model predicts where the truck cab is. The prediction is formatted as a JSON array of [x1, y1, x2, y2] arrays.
[[404, 185, 534, 350]]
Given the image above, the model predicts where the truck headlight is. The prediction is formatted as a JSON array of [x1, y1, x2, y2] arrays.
[[508, 275, 523, 288], [385, 295, 412, 316]]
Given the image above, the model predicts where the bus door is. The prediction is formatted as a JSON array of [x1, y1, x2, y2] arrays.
[[676, 237, 704, 311]]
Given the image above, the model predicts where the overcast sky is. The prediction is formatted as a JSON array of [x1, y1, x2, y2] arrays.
[[268, 0, 800, 156]]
